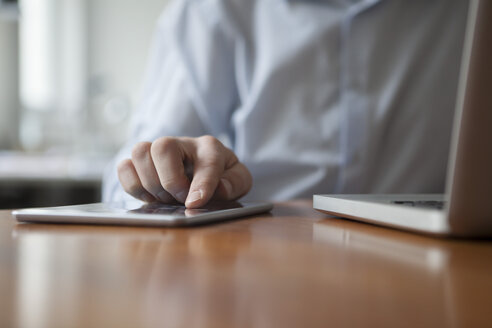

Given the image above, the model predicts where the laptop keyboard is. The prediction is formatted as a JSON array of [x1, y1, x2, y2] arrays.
[[391, 200, 445, 210]]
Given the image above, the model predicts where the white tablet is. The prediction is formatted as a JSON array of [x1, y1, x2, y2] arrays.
[[12, 200, 274, 227]]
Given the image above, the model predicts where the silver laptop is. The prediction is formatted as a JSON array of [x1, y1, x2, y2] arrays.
[[313, 0, 492, 237]]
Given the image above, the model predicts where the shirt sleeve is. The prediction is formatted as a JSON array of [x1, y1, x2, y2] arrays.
[[102, 0, 238, 202]]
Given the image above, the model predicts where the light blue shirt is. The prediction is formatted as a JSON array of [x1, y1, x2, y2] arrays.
[[103, 0, 468, 202]]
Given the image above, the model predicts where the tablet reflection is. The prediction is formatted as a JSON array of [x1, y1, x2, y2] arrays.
[[128, 200, 243, 217]]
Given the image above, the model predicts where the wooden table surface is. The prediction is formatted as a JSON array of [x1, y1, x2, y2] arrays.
[[1, 201, 491, 328]]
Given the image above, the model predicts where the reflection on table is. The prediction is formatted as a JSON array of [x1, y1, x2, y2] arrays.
[[1, 201, 491, 327]]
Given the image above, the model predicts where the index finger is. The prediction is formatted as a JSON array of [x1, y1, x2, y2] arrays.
[[185, 136, 229, 208]]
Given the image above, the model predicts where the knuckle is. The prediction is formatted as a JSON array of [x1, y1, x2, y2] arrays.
[[117, 160, 136, 183], [117, 158, 133, 174], [196, 137, 227, 169], [131, 142, 151, 160], [116, 161, 141, 195], [198, 135, 222, 149], [150, 137, 178, 157]]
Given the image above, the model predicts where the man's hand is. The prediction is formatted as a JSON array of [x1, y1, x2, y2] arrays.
[[117, 136, 252, 208]]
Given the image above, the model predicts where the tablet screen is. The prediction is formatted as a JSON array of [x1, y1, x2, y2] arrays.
[[13, 201, 273, 226], [128, 201, 243, 216]]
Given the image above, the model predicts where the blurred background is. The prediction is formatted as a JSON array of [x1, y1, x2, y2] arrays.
[[0, 0, 169, 208]]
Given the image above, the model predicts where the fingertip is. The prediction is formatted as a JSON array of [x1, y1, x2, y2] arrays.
[[185, 189, 204, 208]]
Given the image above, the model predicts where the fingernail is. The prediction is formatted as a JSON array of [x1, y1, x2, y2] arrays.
[[221, 178, 232, 198], [186, 190, 203, 205], [175, 190, 188, 203], [140, 193, 154, 203]]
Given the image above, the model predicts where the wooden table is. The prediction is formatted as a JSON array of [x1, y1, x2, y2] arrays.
[[1, 201, 491, 328]]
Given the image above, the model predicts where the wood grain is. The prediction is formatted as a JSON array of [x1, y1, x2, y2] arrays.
[[1, 201, 491, 328]]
